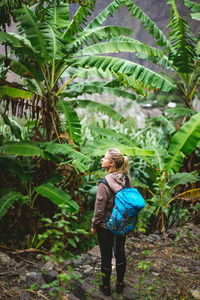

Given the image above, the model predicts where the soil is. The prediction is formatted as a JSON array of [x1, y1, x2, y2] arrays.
[[0, 223, 199, 300]]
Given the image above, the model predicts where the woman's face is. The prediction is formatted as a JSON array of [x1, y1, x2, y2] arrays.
[[101, 151, 113, 170]]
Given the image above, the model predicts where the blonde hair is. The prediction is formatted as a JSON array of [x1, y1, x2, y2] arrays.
[[108, 148, 129, 176]]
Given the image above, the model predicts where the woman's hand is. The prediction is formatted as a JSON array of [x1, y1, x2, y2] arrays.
[[91, 227, 97, 235]]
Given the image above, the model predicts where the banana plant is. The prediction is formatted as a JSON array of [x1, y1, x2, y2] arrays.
[[0, 0, 176, 142]]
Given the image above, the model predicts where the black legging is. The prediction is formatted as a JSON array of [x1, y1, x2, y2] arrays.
[[97, 226, 126, 287]]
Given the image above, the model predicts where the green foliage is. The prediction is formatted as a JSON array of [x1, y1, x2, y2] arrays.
[[38, 204, 86, 298]]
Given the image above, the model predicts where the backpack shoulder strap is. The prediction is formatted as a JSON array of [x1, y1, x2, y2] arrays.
[[98, 178, 110, 188], [125, 176, 130, 188]]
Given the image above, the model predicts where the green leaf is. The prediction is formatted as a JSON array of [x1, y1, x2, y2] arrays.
[[63, 5, 93, 41], [123, 0, 171, 50], [0, 87, 33, 100], [69, 26, 133, 51], [191, 13, 200, 20], [63, 81, 139, 101], [0, 113, 22, 140], [89, 126, 136, 146], [164, 108, 197, 117], [69, 55, 176, 92], [75, 39, 165, 58], [45, 143, 91, 164], [169, 171, 199, 192], [0, 191, 22, 219], [0, 31, 22, 48], [70, 99, 126, 123], [46, 3, 70, 29], [0, 154, 27, 184], [57, 99, 81, 143], [67, 238, 76, 248], [13, 6, 48, 60], [34, 183, 79, 212], [0, 141, 46, 159], [88, 139, 154, 157], [164, 112, 200, 172], [184, 0, 200, 13]]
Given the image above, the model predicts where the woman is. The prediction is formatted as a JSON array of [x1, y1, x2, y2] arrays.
[[91, 148, 132, 296]]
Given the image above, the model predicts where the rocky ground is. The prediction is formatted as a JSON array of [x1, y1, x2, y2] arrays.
[[0, 223, 200, 300]]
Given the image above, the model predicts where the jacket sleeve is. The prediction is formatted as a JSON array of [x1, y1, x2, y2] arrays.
[[91, 182, 109, 229]]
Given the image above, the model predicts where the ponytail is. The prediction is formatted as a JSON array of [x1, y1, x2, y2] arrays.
[[122, 156, 129, 176], [108, 148, 129, 175]]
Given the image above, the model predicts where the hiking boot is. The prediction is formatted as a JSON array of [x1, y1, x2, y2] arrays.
[[99, 284, 111, 296], [116, 282, 125, 294]]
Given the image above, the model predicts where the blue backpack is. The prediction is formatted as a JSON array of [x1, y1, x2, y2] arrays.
[[99, 177, 145, 235]]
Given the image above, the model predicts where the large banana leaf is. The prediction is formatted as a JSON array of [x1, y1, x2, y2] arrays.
[[85, 0, 124, 30], [0, 54, 33, 78], [13, 6, 48, 60], [46, 2, 70, 29], [34, 182, 79, 212], [0, 154, 27, 183], [164, 108, 197, 117], [68, 56, 176, 92], [168, 171, 200, 194], [63, 81, 139, 100], [123, 0, 172, 50], [184, 0, 200, 13], [164, 112, 200, 172], [0, 191, 22, 220], [0, 31, 22, 48], [38, 23, 66, 62], [0, 141, 46, 159], [168, 0, 197, 74], [69, 26, 133, 51], [57, 99, 81, 143], [0, 87, 33, 100], [75, 39, 165, 58], [45, 143, 92, 165], [89, 126, 136, 146], [62, 5, 94, 41], [69, 100, 126, 123], [1, 113, 22, 140], [87, 139, 154, 157]]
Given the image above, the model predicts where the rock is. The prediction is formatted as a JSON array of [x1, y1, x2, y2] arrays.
[[166, 228, 176, 239], [73, 258, 83, 267], [42, 261, 55, 272], [19, 290, 31, 300], [42, 270, 57, 283], [0, 252, 11, 263]]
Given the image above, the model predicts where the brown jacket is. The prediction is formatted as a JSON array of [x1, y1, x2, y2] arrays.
[[92, 173, 132, 230]]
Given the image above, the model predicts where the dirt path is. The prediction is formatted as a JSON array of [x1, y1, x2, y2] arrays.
[[0, 223, 199, 299]]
